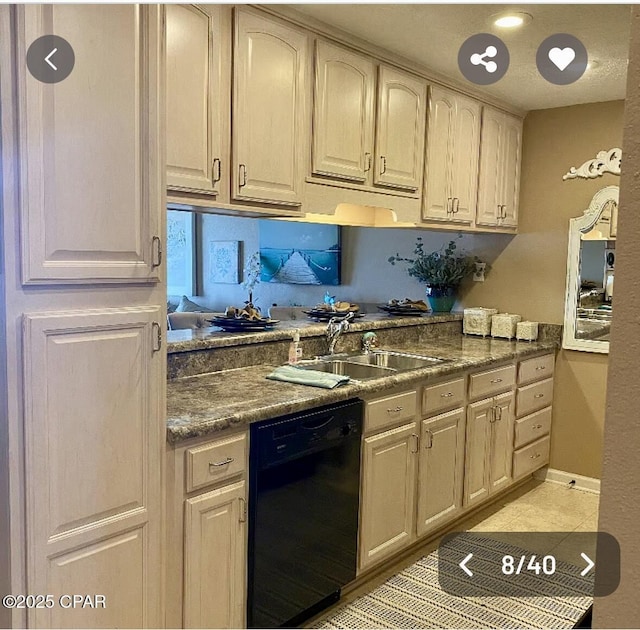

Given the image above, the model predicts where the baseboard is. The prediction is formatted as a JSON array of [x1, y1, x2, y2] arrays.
[[533, 467, 601, 494]]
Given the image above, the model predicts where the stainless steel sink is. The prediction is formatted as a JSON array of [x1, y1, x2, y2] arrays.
[[296, 350, 448, 381], [347, 350, 446, 371], [296, 359, 395, 380]]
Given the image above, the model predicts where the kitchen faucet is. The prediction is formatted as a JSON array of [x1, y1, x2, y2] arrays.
[[326, 311, 355, 354]]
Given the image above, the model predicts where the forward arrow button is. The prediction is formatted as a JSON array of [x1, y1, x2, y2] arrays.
[[580, 552, 595, 576]]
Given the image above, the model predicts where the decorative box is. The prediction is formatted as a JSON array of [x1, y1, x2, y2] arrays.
[[516, 321, 539, 342], [463, 307, 498, 337], [491, 313, 522, 339]]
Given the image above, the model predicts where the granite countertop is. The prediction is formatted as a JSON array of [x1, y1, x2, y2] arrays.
[[167, 312, 463, 353], [166, 334, 556, 444]]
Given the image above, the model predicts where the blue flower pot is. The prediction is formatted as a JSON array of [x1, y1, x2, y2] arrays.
[[425, 285, 457, 312]]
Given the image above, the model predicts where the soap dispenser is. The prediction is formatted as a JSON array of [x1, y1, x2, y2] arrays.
[[288, 331, 302, 364]]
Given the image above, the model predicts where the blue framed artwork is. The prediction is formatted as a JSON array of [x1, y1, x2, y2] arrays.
[[259, 221, 341, 285]]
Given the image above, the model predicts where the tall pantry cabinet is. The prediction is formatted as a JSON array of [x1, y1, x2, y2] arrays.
[[0, 5, 166, 628]]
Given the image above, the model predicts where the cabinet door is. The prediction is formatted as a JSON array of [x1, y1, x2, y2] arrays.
[[500, 114, 522, 228], [476, 107, 504, 227], [166, 5, 223, 196], [489, 392, 515, 494], [450, 94, 481, 224], [22, 307, 164, 628], [464, 398, 493, 508], [184, 481, 246, 629], [423, 87, 455, 221], [233, 10, 308, 205], [359, 422, 417, 571], [16, 5, 162, 283], [312, 40, 375, 182], [374, 66, 427, 191], [416, 408, 465, 537]]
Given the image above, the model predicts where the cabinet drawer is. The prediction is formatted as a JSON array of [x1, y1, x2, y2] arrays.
[[514, 406, 552, 449], [422, 377, 465, 416], [517, 378, 554, 418], [185, 432, 247, 493], [469, 364, 515, 400], [518, 354, 555, 385], [365, 390, 417, 432], [513, 435, 550, 479]]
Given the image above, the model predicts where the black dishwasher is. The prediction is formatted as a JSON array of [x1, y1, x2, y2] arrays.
[[247, 399, 363, 628]]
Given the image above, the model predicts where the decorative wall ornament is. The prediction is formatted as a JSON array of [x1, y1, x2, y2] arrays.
[[562, 147, 622, 181]]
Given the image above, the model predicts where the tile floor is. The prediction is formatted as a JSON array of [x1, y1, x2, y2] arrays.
[[308, 479, 600, 627]]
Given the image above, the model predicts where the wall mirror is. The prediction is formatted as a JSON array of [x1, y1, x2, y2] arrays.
[[563, 185, 618, 353]]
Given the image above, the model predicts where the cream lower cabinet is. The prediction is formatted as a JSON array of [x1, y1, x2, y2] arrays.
[[359, 421, 418, 572], [184, 481, 246, 629], [464, 391, 515, 508], [166, 430, 248, 629], [416, 407, 466, 537]]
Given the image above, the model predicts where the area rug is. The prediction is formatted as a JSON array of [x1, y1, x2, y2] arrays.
[[314, 536, 593, 629]]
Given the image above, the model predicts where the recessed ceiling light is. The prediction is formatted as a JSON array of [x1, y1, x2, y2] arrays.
[[492, 12, 533, 29]]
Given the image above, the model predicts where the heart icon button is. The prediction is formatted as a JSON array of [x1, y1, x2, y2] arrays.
[[548, 47, 576, 71]]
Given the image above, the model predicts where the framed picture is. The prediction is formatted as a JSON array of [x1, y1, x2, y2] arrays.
[[259, 220, 341, 285], [209, 240, 240, 284], [167, 210, 196, 296]]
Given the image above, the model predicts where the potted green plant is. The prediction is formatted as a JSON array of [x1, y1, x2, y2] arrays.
[[388, 236, 480, 312]]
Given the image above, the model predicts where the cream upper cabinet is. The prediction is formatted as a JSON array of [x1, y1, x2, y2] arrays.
[[312, 40, 376, 183], [166, 5, 224, 196], [359, 422, 417, 572], [477, 107, 522, 228], [416, 408, 465, 537], [374, 66, 427, 191], [183, 481, 246, 629], [423, 87, 481, 224], [233, 10, 308, 206], [16, 5, 162, 284]]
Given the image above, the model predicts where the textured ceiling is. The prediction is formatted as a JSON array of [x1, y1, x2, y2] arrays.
[[283, 4, 631, 111]]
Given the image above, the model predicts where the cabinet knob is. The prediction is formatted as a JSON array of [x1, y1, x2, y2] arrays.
[[490, 378, 503, 384], [386, 406, 404, 414], [532, 424, 543, 429], [534, 393, 545, 399], [530, 453, 541, 459], [440, 392, 454, 398], [535, 365, 546, 371]]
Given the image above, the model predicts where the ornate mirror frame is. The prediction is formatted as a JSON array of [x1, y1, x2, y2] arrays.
[[563, 185, 619, 354]]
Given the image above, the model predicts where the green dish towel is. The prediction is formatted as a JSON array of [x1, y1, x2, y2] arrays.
[[266, 364, 350, 389]]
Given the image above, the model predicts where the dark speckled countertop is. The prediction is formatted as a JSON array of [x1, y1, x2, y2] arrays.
[[166, 335, 556, 444]]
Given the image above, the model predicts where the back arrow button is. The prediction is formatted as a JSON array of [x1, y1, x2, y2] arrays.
[[45, 48, 58, 71], [26, 35, 74, 84], [460, 552, 474, 577]]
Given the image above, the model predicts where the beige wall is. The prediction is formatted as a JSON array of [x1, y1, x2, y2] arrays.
[[467, 100, 625, 479], [594, 9, 640, 626]]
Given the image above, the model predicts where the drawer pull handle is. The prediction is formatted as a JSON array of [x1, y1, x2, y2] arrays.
[[440, 392, 454, 398], [535, 366, 546, 371], [387, 406, 404, 413], [534, 393, 545, 399], [530, 453, 542, 459], [490, 378, 503, 384], [209, 457, 234, 470], [411, 433, 419, 453], [532, 423, 543, 429]]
